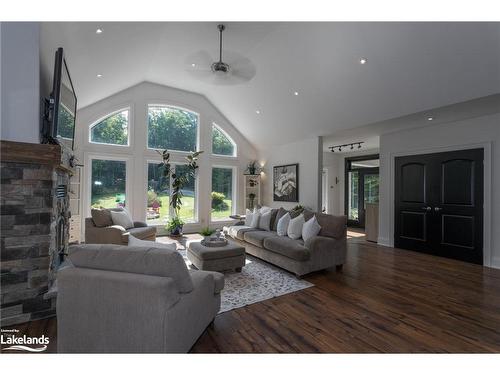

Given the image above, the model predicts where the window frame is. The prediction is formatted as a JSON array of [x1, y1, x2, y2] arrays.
[[88, 107, 131, 147], [146, 104, 200, 154], [211, 123, 237, 158], [210, 165, 237, 223]]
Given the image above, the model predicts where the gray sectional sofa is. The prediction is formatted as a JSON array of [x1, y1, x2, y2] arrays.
[[57, 244, 223, 353], [225, 209, 347, 277]]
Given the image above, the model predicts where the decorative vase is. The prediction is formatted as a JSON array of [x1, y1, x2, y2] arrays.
[[171, 224, 183, 236]]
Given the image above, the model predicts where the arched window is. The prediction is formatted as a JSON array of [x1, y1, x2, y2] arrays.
[[212, 123, 236, 156], [90, 109, 129, 146], [148, 105, 198, 152]]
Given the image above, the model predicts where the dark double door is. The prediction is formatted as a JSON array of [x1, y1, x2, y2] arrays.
[[394, 148, 484, 264]]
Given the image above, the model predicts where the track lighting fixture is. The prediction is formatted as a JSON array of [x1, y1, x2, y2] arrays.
[[329, 141, 365, 153]]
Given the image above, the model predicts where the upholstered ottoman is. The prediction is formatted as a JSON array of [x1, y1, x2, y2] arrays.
[[187, 240, 246, 272]]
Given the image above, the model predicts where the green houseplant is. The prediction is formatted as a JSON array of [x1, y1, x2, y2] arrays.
[[157, 148, 203, 236]]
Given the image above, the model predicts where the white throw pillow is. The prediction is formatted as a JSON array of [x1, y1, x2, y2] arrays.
[[302, 215, 322, 242], [128, 235, 177, 251], [287, 214, 305, 240], [110, 209, 134, 229], [258, 210, 272, 231], [276, 212, 291, 236], [245, 208, 254, 226], [250, 210, 261, 228], [259, 205, 272, 214]]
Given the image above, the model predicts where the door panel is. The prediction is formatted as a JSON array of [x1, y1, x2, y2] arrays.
[[395, 148, 483, 265]]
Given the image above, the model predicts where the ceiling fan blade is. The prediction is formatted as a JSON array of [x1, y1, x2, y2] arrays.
[[230, 58, 257, 81]]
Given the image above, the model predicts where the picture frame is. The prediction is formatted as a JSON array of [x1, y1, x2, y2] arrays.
[[273, 163, 299, 202]]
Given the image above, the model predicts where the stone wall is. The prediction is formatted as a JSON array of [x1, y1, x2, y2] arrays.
[[1, 162, 57, 326]]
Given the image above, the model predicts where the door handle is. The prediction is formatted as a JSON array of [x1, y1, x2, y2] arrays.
[[421, 206, 432, 211], [434, 207, 443, 212]]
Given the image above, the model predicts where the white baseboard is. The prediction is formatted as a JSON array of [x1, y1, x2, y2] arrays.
[[490, 257, 500, 270], [377, 237, 392, 247]]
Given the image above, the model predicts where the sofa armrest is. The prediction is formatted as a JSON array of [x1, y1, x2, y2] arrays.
[[305, 235, 336, 252], [305, 235, 347, 265], [133, 221, 148, 228], [85, 225, 126, 244], [189, 269, 224, 294], [57, 267, 180, 353]]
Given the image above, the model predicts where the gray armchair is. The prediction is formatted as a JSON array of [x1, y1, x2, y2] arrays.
[[57, 244, 223, 353], [85, 218, 156, 245]]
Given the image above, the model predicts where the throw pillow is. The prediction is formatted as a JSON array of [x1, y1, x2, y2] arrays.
[[245, 208, 254, 226], [91, 208, 113, 227], [129, 235, 177, 251], [276, 212, 291, 236], [287, 213, 305, 240], [258, 210, 272, 231], [302, 215, 322, 242], [259, 205, 272, 214], [273, 207, 288, 231], [250, 210, 261, 228], [110, 209, 134, 230]]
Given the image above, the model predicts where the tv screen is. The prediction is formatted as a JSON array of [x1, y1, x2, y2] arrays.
[[51, 47, 77, 149]]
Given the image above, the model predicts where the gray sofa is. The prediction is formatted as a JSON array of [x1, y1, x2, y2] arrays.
[[225, 209, 347, 277], [57, 244, 223, 353]]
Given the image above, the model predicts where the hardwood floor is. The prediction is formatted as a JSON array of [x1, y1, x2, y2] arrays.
[[4, 231, 500, 353]]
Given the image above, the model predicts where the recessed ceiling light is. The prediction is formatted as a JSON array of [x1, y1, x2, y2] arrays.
[[359, 58, 367, 65], [96, 28, 103, 34], [96, 74, 103, 78], [427, 116, 434, 121], [191, 63, 196, 67], [294, 91, 299, 96], [255, 110, 261, 114]]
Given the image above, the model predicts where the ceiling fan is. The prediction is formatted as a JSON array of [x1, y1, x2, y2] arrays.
[[186, 24, 256, 85]]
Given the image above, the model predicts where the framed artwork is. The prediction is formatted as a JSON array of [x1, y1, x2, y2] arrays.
[[273, 163, 299, 202]]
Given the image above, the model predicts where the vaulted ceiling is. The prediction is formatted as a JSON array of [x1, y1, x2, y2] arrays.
[[40, 22, 500, 151]]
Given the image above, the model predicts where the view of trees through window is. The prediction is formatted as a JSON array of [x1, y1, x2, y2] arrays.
[[57, 104, 75, 139], [212, 124, 235, 156], [90, 110, 129, 145], [91, 159, 126, 208], [211, 167, 233, 220], [148, 106, 198, 152], [146, 163, 196, 224]]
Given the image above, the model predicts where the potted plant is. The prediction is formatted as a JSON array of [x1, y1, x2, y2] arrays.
[[246, 161, 257, 175], [200, 227, 215, 242], [158, 148, 203, 236], [248, 192, 256, 208]]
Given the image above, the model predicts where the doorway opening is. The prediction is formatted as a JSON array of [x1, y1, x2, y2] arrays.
[[345, 154, 379, 228]]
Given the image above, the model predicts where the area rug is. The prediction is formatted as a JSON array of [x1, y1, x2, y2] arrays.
[[176, 249, 314, 314]]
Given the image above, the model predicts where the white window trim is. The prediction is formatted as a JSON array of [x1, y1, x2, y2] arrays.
[[84, 153, 132, 218], [210, 165, 237, 223], [88, 107, 131, 147], [211, 123, 237, 158], [146, 104, 200, 154]]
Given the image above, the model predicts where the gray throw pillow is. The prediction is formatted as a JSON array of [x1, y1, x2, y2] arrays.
[[110, 209, 134, 230], [258, 210, 272, 231], [91, 208, 113, 227], [273, 208, 288, 231]]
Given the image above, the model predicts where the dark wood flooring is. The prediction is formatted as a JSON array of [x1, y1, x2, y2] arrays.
[[4, 231, 500, 353]]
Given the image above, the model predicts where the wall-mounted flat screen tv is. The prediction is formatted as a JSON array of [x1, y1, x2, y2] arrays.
[[50, 47, 77, 149]]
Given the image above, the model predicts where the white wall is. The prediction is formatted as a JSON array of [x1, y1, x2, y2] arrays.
[[75, 81, 257, 233], [0, 22, 40, 143], [378, 112, 500, 268], [260, 137, 321, 211]]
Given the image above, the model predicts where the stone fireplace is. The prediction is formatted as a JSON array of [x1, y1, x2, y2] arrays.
[[1, 140, 74, 327]]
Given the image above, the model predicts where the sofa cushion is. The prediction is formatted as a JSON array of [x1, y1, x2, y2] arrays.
[[258, 210, 273, 231], [244, 230, 278, 247], [272, 207, 288, 231], [287, 214, 305, 240], [90, 208, 113, 227], [303, 210, 347, 239], [225, 225, 261, 240], [277, 212, 291, 236], [110, 209, 134, 229], [263, 236, 310, 261], [68, 244, 194, 293]]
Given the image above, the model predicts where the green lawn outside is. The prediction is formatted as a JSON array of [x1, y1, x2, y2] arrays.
[[92, 193, 232, 223]]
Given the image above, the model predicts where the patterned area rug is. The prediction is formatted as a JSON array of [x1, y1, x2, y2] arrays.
[[177, 246, 314, 313]]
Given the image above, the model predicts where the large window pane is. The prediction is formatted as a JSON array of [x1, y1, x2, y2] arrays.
[[146, 162, 170, 225], [212, 124, 235, 156], [91, 159, 126, 209], [175, 164, 196, 223], [90, 110, 129, 145], [348, 171, 359, 221], [211, 167, 233, 221], [148, 106, 198, 152]]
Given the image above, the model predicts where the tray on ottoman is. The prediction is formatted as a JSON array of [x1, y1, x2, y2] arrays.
[[187, 240, 246, 272]]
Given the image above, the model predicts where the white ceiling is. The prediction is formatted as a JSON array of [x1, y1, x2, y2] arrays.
[[40, 22, 500, 152]]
